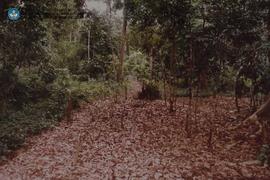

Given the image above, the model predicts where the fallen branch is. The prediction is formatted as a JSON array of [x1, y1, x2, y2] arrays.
[[232, 98, 270, 137]]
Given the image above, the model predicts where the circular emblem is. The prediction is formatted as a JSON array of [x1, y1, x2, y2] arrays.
[[8, 8, 21, 21]]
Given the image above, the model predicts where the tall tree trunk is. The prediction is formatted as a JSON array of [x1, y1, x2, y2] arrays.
[[87, 29, 91, 60], [105, 0, 112, 20], [267, 5, 270, 63], [186, 36, 194, 137], [169, 39, 177, 113], [117, 0, 127, 82], [105, 0, 117, 81]]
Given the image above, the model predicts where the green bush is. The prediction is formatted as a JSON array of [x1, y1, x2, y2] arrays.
[[40, 64, 57, 84], [0, 66, 119, 161], [0, 88, 66, 159]]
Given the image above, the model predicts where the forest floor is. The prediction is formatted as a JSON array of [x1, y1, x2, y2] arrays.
[[0, 82, 270, 179]]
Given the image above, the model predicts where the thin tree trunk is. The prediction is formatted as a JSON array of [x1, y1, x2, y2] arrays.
[[235, 66, 243, 112], [193, 86, 199, 133], [87, 29, 91, 60], [117, 0, 127, 82], [267, 7, 270, 63], [163, 71, 167, 104], [169, 39, 177, 113], [149, 47, 154, 79], [186, 37, 193, 137]]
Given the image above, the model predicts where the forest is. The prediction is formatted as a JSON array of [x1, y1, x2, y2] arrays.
[[0, 0, 270, 179]]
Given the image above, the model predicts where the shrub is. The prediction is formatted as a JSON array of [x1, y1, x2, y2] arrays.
[[40, 64, 57, 84], [138, 81, 161, 100], [0, 89, 66, 159], [0, 67, 118, 161]]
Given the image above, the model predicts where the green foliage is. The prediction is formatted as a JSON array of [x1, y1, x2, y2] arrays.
[[0, 85, 66, 158], [258, 144, 270, 166], [40, 63, 57, 84], [79, 57, 111, 79], [53, 69, 117, 107], [0, 0, 48, 70], [258, 63, 270, 95], [68, 79, 116, 107], [125, 51, 150, 81], [0, 71, 117, 159], [0, 0, 119, 161]]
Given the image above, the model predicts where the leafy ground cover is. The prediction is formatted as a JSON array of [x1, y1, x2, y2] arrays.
[[0, 96, 269, 179]]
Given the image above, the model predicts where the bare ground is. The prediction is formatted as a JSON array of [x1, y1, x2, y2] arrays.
[[0, 96, 270, 179]]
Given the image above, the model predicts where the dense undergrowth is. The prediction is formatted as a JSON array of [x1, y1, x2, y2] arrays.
[[0, 69, 120, 161]]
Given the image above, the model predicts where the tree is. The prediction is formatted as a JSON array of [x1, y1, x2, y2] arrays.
[[117, 0, 128, 82], [127, 0, 192, 111], [0, 0, 48, 116]]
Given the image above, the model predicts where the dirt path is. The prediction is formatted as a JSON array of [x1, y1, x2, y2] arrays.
[[0, 89, 270, 179]]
